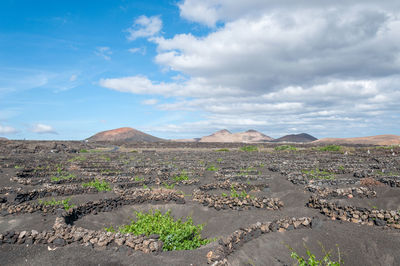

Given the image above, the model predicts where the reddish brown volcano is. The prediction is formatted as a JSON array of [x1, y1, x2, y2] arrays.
[[87, 127, 164, 142]]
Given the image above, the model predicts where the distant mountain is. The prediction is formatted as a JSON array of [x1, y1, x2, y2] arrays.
[[271, 133, 317, 143], [197, 129, 273, 143], [0, 137, 8, 140], [87, 127, 164, 142], [313, 135, 400, 146]]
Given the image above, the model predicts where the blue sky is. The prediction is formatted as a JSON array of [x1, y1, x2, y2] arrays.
[[1, 0, 400, 140]]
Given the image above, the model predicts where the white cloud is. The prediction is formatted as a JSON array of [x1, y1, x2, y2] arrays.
[[0, 124, 18, 134], [126, 15, 162, 41], [128, 47, 147, 55], [31, 124, 57, 134], [101, 1, 400, 138], [142, 99, 158, 105], [95, 47, 112, 60]]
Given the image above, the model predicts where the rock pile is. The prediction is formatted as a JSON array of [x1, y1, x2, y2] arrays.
[[305, 185, 376, 199], [199, 180, 268, 192], [0, 217, 163, 253], [308, 197, 400, 229], [207, 217, 313, 265], [193, 190, 283, 211]]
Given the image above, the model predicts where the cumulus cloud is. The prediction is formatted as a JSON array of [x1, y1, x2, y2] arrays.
[[101, 1, 400, 137], [126, 15, 162, 41], [0, 124, 18, 134], [31, 124, 58, 134]]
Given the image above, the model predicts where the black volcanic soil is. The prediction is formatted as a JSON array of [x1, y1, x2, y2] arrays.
[[0, 141, 400, 265]]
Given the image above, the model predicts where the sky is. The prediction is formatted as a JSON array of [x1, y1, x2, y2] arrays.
[[1, 0, 400, 140]]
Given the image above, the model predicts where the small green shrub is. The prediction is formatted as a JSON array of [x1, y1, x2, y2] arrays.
[[229, 185, 253, 199], [79, 149, 88, 153], [82, 179, 111, 191], [105, 210, 212, 251], [275, 145, 297, 151], [51, 173, 76, 182], [173, 170, 189, 182], [38, 198, 75, 210], [240, 145, 259, 152], [206, 164, 219, 171], [215, 148, 229, 152], [14, 165, 22, 169], [302, 169, 335, 180], [318, 145, 342, 152]]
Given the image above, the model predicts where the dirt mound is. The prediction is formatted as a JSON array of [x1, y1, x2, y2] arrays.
[[313, 134, 400, 145], [198, 129, 273, 143], [271, 133, 317, 143], [87, 127, 164, 142]]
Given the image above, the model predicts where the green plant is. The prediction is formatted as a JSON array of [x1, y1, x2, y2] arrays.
[[134, 176, 144, 182], [275, 145, 297, 151], [302, 169, 335, 180], [287, 242, 342, 266], [101, 155, 111, 162], [215, 148, 229, 152], [229, 185, 253, 199], [318, 145, 342, 152], [14, 165, 22, 169], [143, 184, 149, 189], [51, 173, 76, 182], [79, 149, 88, 153], [68, 155, 86, 162], [221, 192, 228, 197], [38, 198, 75, 210], [82, 179, 111, 191], [239, 166, 257, 176], [105, 210, 212, 251], [217, 158, 223, 163], [206, 164, 219, 171], [163, 183, 175, 189], [240, 145, 259, 152], [173, 170, 189, 182]]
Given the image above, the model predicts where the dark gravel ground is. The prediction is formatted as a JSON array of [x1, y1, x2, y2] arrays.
[[0, 140, 399, 265]]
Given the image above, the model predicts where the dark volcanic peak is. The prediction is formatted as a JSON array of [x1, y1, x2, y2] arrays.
[[87, 127, 164, 142], [272, 133, 317, 143]]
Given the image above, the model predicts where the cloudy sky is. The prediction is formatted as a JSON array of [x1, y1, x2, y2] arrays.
[[1, 0, 399, 140]]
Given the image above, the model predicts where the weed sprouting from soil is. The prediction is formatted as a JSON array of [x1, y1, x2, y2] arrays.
[[275, 145, 297, 151], [82, 179, 111, 191], [105, 209, 213, 250], [302, 169, 335, 180], [38, 198, 75, 210], [240, 145, 259, 152]]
